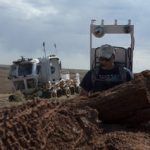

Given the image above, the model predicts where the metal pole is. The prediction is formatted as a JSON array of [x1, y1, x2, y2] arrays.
[[43, 42, 46, 58], [90, 19, 96, 69]]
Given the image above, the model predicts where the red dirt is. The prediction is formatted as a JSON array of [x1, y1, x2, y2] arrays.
[[0, 70, 150, 150]]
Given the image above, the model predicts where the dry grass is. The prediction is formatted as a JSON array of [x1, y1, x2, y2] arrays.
[[0, 93, 26, 108], [0, 65, 13, 94]]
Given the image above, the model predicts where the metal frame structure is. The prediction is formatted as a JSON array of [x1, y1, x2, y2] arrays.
[[90, 19, 135, 71]]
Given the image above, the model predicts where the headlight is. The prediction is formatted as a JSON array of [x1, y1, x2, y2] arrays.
[[92, 26, 104, 38]]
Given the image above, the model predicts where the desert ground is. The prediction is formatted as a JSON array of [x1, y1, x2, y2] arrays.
[[0, 65, 150, 150], [0, 65, 13, 94]]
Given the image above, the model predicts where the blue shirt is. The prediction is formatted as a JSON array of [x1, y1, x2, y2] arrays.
[[80, 66, 133, 92]]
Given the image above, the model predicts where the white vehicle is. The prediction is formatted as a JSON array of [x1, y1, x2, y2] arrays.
[[90, 19, 134, 72], [9, 54, 80, 98]]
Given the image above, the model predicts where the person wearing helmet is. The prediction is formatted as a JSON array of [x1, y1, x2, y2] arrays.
[[80, 44, 134, 96]]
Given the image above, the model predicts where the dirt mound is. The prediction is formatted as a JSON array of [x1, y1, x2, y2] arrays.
[[78, 70, 150, 123], [0, 100, 101, 149], [0, 70, 150, 150]]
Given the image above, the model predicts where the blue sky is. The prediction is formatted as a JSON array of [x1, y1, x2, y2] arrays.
[[0, 0, 150, 72]]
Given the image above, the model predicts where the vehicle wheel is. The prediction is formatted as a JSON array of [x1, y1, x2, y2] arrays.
[[65, 88, 71, 97], [51, 91, 57, 98], [70, 87, 75, 95], [57, 89, 62, 97]]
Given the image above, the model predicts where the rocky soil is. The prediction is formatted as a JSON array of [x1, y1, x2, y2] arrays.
[[0, 70, 150, 150]]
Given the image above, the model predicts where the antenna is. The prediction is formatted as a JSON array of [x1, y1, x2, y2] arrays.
[[53, 43, 57, 55], [43, 41, 46, 58]]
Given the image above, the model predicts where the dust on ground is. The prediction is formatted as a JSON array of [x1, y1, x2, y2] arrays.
[[0, 97, 150, 150]]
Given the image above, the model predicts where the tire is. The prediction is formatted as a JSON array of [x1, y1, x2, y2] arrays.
[[65, 88, 71, 97], [70, 87, 75, 95]]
